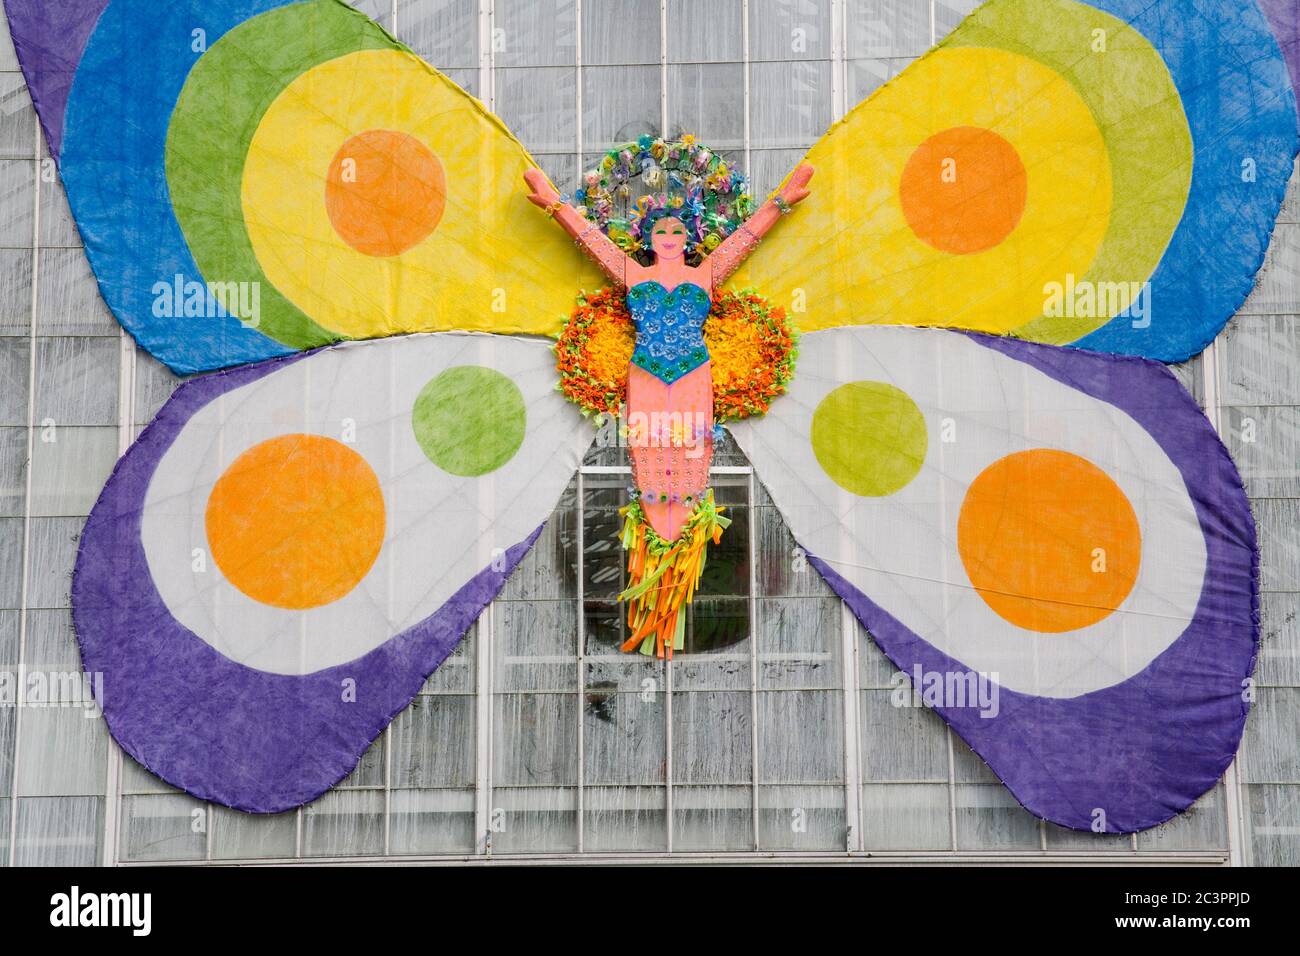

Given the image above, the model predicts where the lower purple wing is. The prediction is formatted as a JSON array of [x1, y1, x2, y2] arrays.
[[729, 327, 1257, 833], [74, 334, 589, 813]]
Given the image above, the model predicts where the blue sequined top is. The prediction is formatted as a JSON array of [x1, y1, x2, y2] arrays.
[[626, 280, 711, 384]]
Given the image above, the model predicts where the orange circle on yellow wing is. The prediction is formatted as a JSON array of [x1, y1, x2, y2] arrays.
[[899, 126, 1028, 256], [957, 449, 1141, 633], [325, 129, 447, 257], [206, 434, 386, 610]]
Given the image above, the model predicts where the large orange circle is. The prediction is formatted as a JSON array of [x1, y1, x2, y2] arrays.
[[957, 449, 1141, 633], [205, 434, 386, 610], [325, 129, 446, 257], [899, 126, 1028, 255]]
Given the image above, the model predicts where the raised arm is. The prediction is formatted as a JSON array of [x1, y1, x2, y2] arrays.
[[708, 164, 814, 290], [524, 168, 631, 287]]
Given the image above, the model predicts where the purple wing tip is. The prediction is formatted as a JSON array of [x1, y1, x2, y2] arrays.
[[3, 0, 110, 158]]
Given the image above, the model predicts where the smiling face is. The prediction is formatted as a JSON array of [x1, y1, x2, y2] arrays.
[[650, 216, 688, 260]]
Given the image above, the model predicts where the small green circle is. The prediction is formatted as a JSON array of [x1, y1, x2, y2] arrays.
[[413, 366, 526, 476], [811, 381, 927, 496]]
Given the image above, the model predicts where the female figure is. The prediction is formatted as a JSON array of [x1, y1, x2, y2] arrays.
[[525, 155, 812, 656], [524, 162, 813, 543]]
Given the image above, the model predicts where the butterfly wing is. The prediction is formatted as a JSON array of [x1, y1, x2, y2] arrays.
[[73, 332, 592, 812], [727, 326, 1257, 832], [734, 0, 1300, 362], [4, 0, 598, 374]]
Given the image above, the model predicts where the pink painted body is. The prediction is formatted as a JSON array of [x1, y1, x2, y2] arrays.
[[627, 360, 715, 541]]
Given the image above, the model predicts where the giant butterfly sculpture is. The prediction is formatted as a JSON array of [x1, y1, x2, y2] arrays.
[[5, 0, 1296, 833]]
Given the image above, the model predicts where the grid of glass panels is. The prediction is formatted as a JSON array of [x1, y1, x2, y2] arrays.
[[0, 0, 1293, 863]]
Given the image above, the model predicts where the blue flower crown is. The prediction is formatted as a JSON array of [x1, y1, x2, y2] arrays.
[[574, 135, 756, 262]]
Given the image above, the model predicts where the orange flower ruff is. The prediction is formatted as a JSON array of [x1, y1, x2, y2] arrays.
[[555, 287, 797, 421], [555, 288, 636, 417], [703, 290, 798, 421]]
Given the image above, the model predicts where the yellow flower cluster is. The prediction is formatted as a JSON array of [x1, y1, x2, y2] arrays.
[[554, 288, 636, 417], [703, 290, 799, 421]]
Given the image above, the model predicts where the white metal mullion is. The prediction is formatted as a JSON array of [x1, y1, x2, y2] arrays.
[[8, 123, 42, 868], [475, 609, 494, 855], [664, 654, 673, 853], [382, 719, 392, 857], [741, 0, 751, 176], [1200, 340, 1248, 866], [575, 0, 584, 180], [930, 0, 938, 46], [576, 472, 586, 853], [572, 0, 586, 855], [946, 728, 958, 851], [747, 472, 760, 849], [831, 0, 847, 122], [827, 0, 862, 856], [479, 0, 495, 110], [103, 323, 134, 866], [659, 0, 669, 134], [470, 0, 498, 861], [840, 608, 863, 852]]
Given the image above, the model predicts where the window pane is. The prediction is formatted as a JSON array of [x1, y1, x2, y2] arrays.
[[847, 0, 931, 58], [672, 784, 752, 851], [861, 783, 950, 850], [301, 789, 385, 857], [581, 0, 660, 67], [759, 783, 845, 850], [860, 688, 949, 782], [34, 336, 118, 425], [12, 795, 102, 865], [1136, 785, 1227, 852], [28, 426, 116, 517], [16, 706, 107, 796], [390, 694, 475, 789], [490, 785, 577, 853], [750, 0, 833, 62], [584, 785, 667, 852], [583, 661, 666, 786], [36, 249, 116, 335], [953, 784, 1041, 850], [211, 806, 298, 860], [496, 66, 577, 153], [389, 788, 476, 854], [672, 690, 751, 784], [1246, 783, 1300, 865], [750, 60, 832, 148], [403, 0, 479, 69], [667, 0, 743, 64], [667, 63, 745, 150], [494, 692, 577, 786], [497, 0, 576, 67], [121, 793, 206, 862], [582, 65, 661, 151]]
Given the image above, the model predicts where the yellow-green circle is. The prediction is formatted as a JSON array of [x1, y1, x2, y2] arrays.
[[811, 382, 927, 496], [413, 366, 526, 476]]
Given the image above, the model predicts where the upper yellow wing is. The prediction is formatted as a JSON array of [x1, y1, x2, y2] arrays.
[[18, 0, 598, 373], [732, 0, 1299, 362]]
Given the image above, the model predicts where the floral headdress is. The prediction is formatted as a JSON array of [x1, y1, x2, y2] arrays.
[[574, 135, 756, 264]]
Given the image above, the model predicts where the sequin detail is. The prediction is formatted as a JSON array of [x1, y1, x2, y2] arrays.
[[627, 280, 711, 384]]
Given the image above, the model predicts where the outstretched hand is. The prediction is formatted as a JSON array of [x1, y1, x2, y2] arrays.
[[779, 164, 814, 206], [524, 168, 562, 209]]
